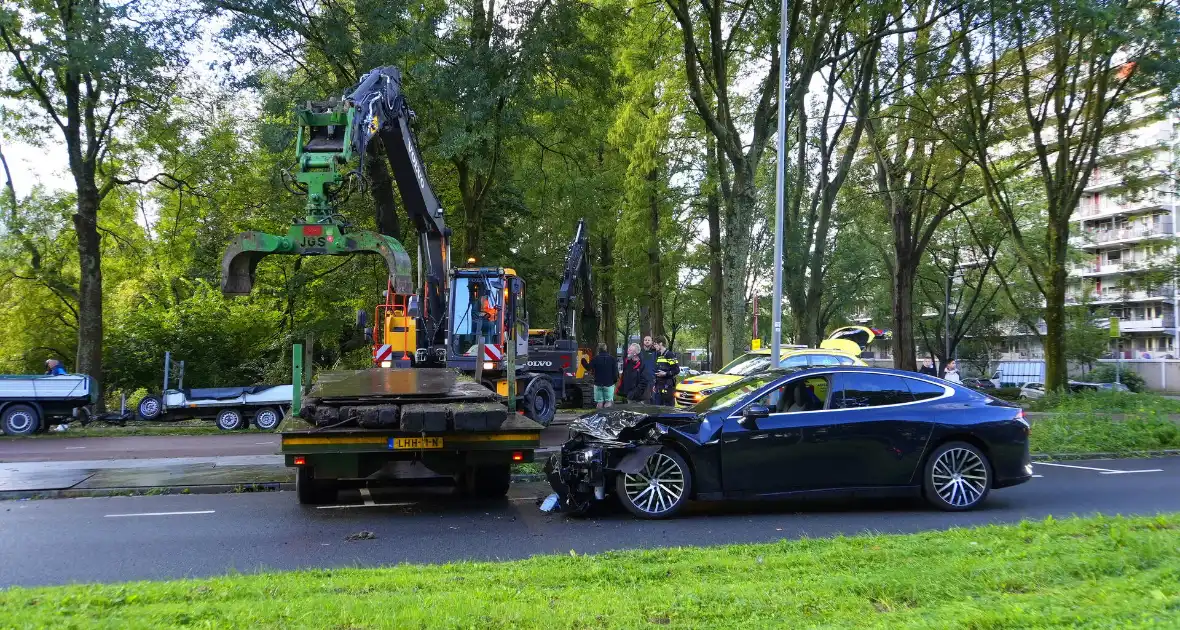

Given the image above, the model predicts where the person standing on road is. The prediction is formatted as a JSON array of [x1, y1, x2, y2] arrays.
[[582, 343, 620, 409], [639, 335, 657, 402], [919, 358, 937, 377], [619, 343, 647, 402], [652, 337, 680, 406], [943, 360, 962, 384]]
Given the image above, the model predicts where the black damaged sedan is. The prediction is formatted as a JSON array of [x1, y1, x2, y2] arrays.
[[543, 366, 1032, 519]]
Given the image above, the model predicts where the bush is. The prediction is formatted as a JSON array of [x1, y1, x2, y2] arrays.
[[1030, 389, 1180, 414], [1081, 364, 1146, 393], [1030, 412, 1180, 455]]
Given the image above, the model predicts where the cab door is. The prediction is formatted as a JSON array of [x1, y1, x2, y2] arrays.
[[508, 276, 528, 357]]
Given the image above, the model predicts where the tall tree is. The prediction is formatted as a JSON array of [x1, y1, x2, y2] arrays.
[[0, 0, 189, 397], [949, 0, 1180, 390]]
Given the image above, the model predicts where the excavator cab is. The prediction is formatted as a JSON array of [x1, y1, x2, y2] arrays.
[[447, 268, 527, 370]]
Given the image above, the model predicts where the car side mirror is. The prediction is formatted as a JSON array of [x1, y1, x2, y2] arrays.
[[739, 404, 771, 429]]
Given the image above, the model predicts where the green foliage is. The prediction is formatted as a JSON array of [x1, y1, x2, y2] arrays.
[[1084, 365, 1148, 393], [2, 515, 1180, 627], [1031, 389, 1178, 414]]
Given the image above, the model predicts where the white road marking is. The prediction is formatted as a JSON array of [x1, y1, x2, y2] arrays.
[[1032, 474, 1044, 478], [359, 488, 376, 506], [1035, 462, 1162, 474], [104, 510, 215, 518], [64, 446, 86, 450], [254, 442, 273, 445]]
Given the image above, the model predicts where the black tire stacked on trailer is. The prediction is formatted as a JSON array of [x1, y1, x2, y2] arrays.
[[2, 404, 41, 436], [522, 376, 556, 427], [295, 467, 337, 504]]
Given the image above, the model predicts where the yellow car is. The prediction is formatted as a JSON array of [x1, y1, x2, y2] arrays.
[[673, 326, 885, 409]]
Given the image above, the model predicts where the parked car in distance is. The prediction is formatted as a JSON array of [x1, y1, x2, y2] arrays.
[[962, 377, 995, 390], [1069, 381, 1130, 393], [543, 366, 1032, 519], [1019, 382, 1045, 400]]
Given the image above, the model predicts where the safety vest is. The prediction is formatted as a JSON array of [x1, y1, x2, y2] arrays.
[[481, 295, 498, 321], [656, 352, 678, 376]]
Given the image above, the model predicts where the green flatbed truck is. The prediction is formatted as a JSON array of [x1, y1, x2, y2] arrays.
[[283, 367, 542, 505]]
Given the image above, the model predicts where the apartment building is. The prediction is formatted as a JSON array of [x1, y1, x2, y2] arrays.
[[1069, 94, 1180, 359]]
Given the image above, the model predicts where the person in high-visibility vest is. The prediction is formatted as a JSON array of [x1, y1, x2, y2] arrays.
[[652, 336, 680, 406], [478, 289, 499, 340]]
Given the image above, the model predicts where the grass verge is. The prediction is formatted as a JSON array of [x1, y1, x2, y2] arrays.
[[1029, 390, 1180, 414], [2, 421, 230, 440], [2, 514, 1178, 628]]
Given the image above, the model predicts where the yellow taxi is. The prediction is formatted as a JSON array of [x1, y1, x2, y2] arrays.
[[673, 326, 886, 409]]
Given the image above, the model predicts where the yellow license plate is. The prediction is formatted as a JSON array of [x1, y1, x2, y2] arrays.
[[392, 437, 444, 449]]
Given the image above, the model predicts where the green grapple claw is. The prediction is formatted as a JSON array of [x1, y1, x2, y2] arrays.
[[222, 222, 413, 297]]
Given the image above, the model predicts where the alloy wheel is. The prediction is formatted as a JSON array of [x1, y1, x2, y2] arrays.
[[931, 447, 988, 508], [622, 452, 685, 515]]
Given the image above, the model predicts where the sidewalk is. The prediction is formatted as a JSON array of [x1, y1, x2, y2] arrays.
[[0, 455, 290, 499]]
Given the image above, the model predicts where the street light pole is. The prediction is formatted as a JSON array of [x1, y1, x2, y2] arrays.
[[771, 0, 789, 368]]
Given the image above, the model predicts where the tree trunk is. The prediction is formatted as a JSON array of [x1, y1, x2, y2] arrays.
[[722, 163, 756, 355], [73, 182, 103, 410], [599, 234, 617, 355], [891, 263, 917, 372], [1044, 234, 1069, 391], [457, 161, 481, 261], [707, 148, 726, 366], [366, 155, 401, 238], [646, 168, 665, 340]]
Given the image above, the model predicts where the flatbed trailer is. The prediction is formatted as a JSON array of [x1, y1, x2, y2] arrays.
[[282, 367, 542, 504]]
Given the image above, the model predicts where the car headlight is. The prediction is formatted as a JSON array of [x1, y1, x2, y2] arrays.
[[700, 388, 718, 396], [573, 447, 601, 464]]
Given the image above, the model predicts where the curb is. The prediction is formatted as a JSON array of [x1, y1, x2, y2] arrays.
[[1032, 449, 1180, 462], [0, 482, 292, 501]]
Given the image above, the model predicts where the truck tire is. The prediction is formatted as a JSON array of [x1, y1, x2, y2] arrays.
[[253, 407, 282, 431], [523, 377, 556, 427], [464, 464, 511, 499], [216, 408, 245, 431], [137, 395, 163, 421], [295, 467, 336, 505], [2, 404, 41, 436]]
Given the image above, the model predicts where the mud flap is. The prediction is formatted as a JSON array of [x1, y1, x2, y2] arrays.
[[615, 444, 663, 474]]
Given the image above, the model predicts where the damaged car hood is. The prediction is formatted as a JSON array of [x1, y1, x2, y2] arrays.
[[569, 407, 699, 441]]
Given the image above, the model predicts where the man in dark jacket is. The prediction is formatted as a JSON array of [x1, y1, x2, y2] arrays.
[[639, 335, 657, 402], [652, 337, 680, 406], [582, 344, 620, 409], [919, 358, 937, 377]]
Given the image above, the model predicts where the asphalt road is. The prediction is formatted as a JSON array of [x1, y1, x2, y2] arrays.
[[0, 422, 575, 462], [2, 457, 1178, 587]]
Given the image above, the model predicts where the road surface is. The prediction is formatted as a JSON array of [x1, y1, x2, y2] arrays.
[[1, 457, 1177, 587], [0, 422, 575, 462]]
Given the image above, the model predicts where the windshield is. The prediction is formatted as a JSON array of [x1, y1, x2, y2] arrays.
[[720, 353, 774, 376], [692, 374, 777, 413], [450, 275, 505, 356]]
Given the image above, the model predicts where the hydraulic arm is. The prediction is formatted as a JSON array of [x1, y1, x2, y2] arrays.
[[554, 218, 597, 344], [221, 66, 451, 360]]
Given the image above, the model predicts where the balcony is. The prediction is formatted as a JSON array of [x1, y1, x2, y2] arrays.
[[1073, 193, 1175, 221], [1071, 223, 1174, 248], [1117, 317, 1176, 331]]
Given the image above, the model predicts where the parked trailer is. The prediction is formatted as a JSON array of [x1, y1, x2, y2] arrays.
[[0, 374, 99, 435], [132, 353, 291, 431]]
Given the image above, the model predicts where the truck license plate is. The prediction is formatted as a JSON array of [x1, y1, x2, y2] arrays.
[[392, 437, 444, 449]]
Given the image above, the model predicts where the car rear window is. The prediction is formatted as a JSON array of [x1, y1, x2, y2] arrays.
[[830, 373, 914, 409], [903, 377, 946, 401]]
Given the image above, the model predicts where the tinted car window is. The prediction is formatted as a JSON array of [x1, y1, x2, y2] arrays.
[[831, 373, 914, 409], [808, 355, 839, 366], [904, 377, 946, 401], [751, 376, 830, 413], [694, 375, 778, 412], [782, 355, 810, 368]]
